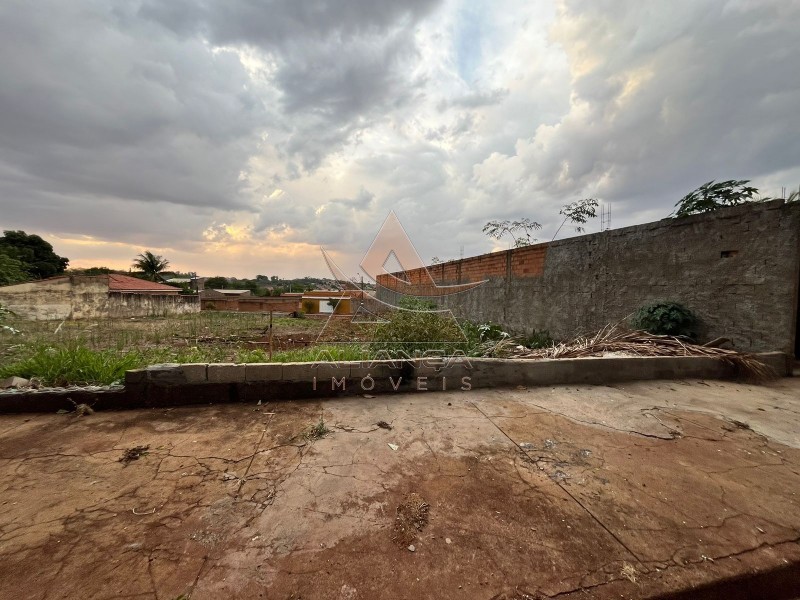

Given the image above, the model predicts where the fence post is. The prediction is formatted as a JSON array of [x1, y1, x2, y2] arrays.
[[268, 310, 274, 361]]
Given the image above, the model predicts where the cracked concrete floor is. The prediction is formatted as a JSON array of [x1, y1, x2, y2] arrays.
[[0, 378, 799, 600]]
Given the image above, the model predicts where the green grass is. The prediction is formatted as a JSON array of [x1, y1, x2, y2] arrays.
[[0, 308, 542, 386], [0, 341, 372, 386], [303, 417, 331, 441], [0, 342, 144, 386]]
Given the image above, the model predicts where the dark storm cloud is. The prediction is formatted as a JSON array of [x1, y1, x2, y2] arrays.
[[0, 0, 443, 245], [139, 0, 442, 173], [0, 1, 266, 214], [139, 0, 440, 46]]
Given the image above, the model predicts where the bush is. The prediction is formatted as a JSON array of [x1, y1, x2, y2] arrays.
[[630, 301, 697, 338], [369, 298, 469, 356]]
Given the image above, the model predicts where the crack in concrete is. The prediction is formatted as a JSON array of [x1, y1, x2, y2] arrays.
[[469, 400, 646, 567]]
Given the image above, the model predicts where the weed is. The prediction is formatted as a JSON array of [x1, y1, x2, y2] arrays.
[[304, 418, 330, 441], [369, 307, 471, 356], [523, 330, 554, 349], [119, 445, 150, 464]]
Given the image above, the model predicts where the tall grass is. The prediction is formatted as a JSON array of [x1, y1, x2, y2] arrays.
[[0, 342, 144, 386], [0, 341, 372, 386], [0, 308, 521, 386]]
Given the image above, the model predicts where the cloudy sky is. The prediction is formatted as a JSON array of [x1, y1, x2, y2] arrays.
[[1, 0, 798, 279]]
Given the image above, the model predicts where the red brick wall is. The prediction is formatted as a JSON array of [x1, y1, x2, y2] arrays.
[[376, 243, 548, 293], [201, 297, 300, 312]]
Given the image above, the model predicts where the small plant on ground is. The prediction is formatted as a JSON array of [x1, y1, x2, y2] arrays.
[[304, 418, 330, 441], [0, 302, 20, 336], [523, 330, 554, 349], [476, 322, 510, 343], [630, 301, 697, 338]]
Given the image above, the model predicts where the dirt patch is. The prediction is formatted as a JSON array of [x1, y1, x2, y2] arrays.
[[2, 384, 800, 599], [489, 592, 542, 600], [391, 492, 429, 547]]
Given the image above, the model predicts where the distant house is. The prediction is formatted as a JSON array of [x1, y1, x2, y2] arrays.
[[165, 276, 206, 291], [300, 290, 371, 315], [199, 288, 300, 312], [212, 289, 252, 297], [0, 274, 198, 320], [109, 274, 181, 295]]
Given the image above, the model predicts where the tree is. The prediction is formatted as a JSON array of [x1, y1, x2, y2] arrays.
[[672, 180, 761, 217], [68, 266, 115, 276], [484, 199, 599, 248], [551, 198, 599, 240], [204, 276, 229, 290], [483, 218, 542, 248], [787, 186, 799, 203], [239, 279, 260, 294], [0, 251, 28, 286], [0, 230, 69, 278], [132, 251, 170, 282]]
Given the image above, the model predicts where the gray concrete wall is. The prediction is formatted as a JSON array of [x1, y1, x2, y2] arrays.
[[0, 275, 199, 320], [379, 200, 800, 354]]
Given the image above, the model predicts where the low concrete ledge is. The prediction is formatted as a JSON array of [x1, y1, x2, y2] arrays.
[[1, 352, 791, 413], [0, 386, 129, 414]]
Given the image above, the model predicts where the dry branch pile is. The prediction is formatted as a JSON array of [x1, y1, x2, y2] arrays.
[[506, 325, 776, 381]]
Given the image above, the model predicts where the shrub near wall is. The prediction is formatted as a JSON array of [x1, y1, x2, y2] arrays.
[[630, 301, 698, 338]]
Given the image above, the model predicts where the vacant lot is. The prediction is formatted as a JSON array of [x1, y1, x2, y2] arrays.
[[0, 312, 381, 385], [0, 309, 505, 386], [1, 378, 798, 599]]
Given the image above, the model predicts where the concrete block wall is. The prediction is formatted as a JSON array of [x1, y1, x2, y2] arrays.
[[124, 353, 789, 404], [378, 200, 800, 354], [0, 352, 788, 413], [200, 296, 300, 313], [0, 275, 200, 320]]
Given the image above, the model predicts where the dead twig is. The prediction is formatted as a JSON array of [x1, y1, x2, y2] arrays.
[[509, 324, 775, 382], [119, 445, 150, 465]]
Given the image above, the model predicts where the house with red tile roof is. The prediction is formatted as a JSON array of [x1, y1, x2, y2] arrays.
[[107, 274, 181, 295]]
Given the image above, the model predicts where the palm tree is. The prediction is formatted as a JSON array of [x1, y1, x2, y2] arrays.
[[132, 251, 170, 282]]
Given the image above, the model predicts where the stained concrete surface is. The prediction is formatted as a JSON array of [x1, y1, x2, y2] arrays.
[[0, 378, 798, 599]]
